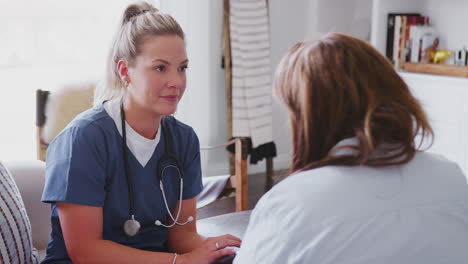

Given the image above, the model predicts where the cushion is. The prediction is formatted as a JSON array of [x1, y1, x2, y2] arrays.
[[0, 161, 39, 263], [3, 160, 50, 251], [42, 81, 95, 144], [197, 175, 231, 208]]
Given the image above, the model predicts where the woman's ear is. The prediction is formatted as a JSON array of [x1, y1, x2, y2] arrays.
[[117, 59, 130, 83]]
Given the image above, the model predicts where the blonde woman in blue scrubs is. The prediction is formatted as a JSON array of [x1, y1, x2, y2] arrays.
[[41, 2, 240, 264]]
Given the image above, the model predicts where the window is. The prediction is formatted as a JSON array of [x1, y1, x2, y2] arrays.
[[0, 0, 156, 160]]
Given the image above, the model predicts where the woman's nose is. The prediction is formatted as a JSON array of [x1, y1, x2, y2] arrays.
[[167, 70, 185, 88]]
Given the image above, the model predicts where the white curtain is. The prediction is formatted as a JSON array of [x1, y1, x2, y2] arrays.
[[229, 0, 274, 148]]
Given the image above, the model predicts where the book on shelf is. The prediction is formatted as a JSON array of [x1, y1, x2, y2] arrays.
[[391, 15, 402, 66], [386, 13, 420, 64], [409, 26, 436, 62], [404, 16, 427, 62], [397, 16, 408, 69], [386, 13, 431, 68]]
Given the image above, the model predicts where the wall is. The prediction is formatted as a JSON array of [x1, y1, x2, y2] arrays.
[[159, 0, 229, 176], [307, 0, 372, 41], [267, 0, 310, 174]]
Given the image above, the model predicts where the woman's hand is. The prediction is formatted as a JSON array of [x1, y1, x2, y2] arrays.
[[177, 234, 241, 264]]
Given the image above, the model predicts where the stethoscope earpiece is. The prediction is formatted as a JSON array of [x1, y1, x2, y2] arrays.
[[154, 215, 194, 228]]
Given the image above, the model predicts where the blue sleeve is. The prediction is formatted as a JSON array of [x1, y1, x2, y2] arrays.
[[41, 122, 108, 207], [181, 128, 203, 200]]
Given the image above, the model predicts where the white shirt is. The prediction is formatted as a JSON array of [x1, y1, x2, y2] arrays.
[[235, 141, 468, 263], [103, 99, 161, 167]]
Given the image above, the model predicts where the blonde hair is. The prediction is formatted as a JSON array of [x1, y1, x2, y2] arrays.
[[275, 33, 433, 174], [94, 1, 185, 105]]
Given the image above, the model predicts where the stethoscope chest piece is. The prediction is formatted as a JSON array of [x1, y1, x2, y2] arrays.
[[124, 215, 141, 237]]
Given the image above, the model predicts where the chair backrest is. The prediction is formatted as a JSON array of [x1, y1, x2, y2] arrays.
[[36, 82, 95, 160]]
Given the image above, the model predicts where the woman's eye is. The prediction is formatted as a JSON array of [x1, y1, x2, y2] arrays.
[[179, 65, 188, 72], [155, 65, 166, 72]]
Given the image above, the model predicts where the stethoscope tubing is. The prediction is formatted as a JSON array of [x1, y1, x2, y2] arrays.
[[120, 100, 137, 219], [119, 99, 190, 235]]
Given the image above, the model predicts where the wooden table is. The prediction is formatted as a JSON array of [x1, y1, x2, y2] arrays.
[[197, 210, 252, 263]]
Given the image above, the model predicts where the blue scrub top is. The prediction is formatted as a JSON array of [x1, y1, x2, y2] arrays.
[[40, 104, 203, 264]]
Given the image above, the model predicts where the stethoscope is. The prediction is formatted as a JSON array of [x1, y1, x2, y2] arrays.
[[120, 100, 193, 237]]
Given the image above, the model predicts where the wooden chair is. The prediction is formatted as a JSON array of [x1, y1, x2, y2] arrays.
[[200, 138, 249, 212], [36, 89, 50, 161], [36, 88, 249, 211], [36, 84, 94, 161]]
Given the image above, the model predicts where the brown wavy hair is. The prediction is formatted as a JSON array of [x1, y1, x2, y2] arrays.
[[274, 33, 433, 174]]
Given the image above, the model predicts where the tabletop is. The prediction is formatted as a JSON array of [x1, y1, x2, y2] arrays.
[[197, 210, 252, 239]]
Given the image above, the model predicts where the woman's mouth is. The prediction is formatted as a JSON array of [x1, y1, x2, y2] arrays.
[[160, 95, 178, 102]]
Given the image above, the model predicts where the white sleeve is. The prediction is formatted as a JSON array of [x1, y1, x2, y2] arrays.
[[234, 190, 298, 264]]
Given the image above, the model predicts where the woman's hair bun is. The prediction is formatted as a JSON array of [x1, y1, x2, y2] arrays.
[[122, 2, 159, 25]]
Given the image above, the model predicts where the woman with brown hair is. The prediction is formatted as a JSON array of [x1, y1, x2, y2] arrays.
[[234, 33, 468, 263]]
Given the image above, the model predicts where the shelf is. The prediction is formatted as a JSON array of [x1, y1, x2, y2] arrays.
[[401, 63, 468, 78], [371, 0, 468, 57], [398, 71, 468, 85]]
